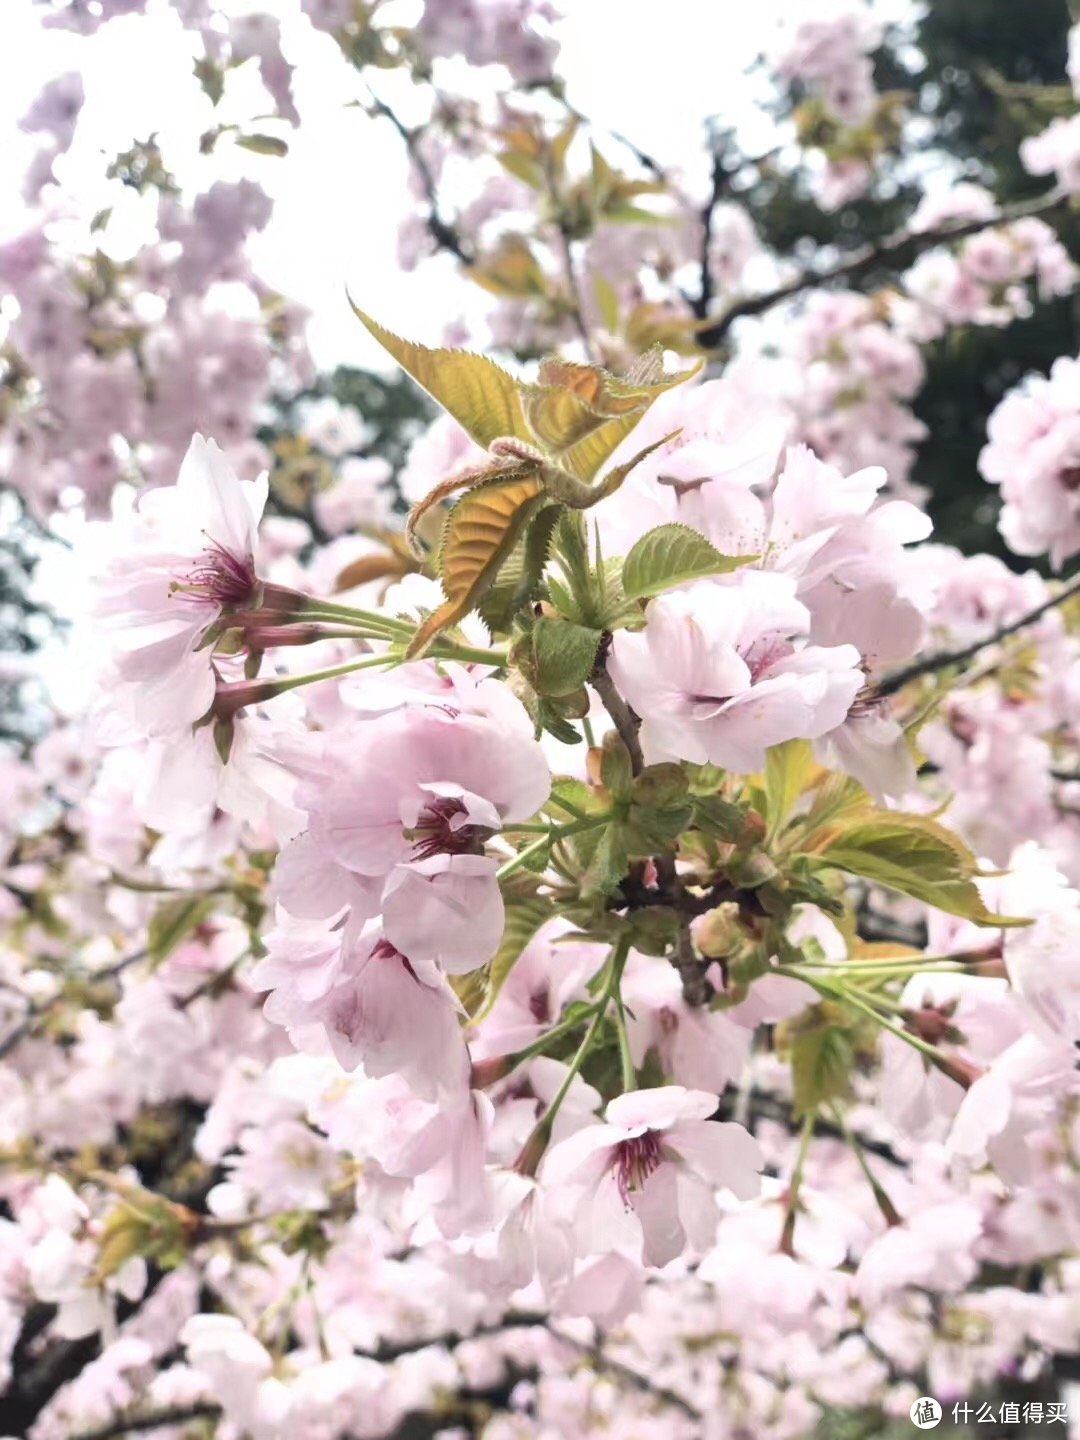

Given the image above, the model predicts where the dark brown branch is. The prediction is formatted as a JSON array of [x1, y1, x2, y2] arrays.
[[551, 1325, 703, 1421], [697, 185, 1070, 348], [590, 658, 644, 775], [692, 137, 732, 323], [70, 1402, 222, 1440], [366, 89, 474, 266], [0, 947, 147, 1062], [876, 568, 1080, 697]]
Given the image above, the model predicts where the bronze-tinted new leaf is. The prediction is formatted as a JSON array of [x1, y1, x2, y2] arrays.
[[406, 471, 546, 658], [350, 304, 530, 449]]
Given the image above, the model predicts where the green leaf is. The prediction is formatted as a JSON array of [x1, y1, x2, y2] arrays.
[[788, 1006, 856, 1118], [407, 472, 547, 659], [349, 305, 531, 449], [599, 733, 634, 802], [457, 897, 554, 1022], [235, 133, 289, 156], [148, 895, 217, 969], [622, 523, 754, 601], [594, 274, 620, 332], [631, 763, 689, 809], [813, 812, 1030, 928], [764, 739, 814, 841], [581, 822, 630, 897], [693, 794, 759, 844], [531, 617, 603, 697]]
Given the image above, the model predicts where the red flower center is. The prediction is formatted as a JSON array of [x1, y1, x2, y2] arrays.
[[410, 796, 492, 860], [613, 1131, 664, 1206], [177, 537, 258, 608]]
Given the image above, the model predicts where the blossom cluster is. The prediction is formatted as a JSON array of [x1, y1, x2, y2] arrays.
[[4, 1, 1080, 1437]]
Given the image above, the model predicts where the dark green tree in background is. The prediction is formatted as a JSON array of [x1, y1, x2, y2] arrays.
[[741, 0, 1080, 561]]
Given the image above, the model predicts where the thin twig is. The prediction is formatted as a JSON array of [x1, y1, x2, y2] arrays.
[[555, 221, 597, 361], [697, 185, 1070, 347], [876, 569, 1080, 697], [366, 88, 473, 265], [0, 948, 147, 1063], [692, 138, 730, 322], [68, 1401, 221, 1440], [551, 1325, 704, 1421]]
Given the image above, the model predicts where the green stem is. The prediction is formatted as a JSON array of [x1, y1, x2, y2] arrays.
[[513, 936, 634, 1174], [296, 599, 414, 631], [496, 814, 609, 881], [609, 934, 636, 1090], [775, 966, 955, 1070], [780, 1113, 815, 1255], [267, 652, 403, 693], [830, 1104, 901, 1226], [503, 1003, 602, 1070], [515, 1004, 608, 1175], [792, 953, 971, 977]]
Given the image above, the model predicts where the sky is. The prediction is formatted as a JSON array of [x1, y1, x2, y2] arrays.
[[0, 0, 796, 367]]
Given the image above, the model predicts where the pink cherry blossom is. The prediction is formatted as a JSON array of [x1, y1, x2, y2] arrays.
[[93, 435, 267, 738], [543, 1087, 763, 1267], [608, 574, 863, 770]]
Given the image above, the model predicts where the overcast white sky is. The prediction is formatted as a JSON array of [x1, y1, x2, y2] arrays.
[[1, 0, 803, 366]]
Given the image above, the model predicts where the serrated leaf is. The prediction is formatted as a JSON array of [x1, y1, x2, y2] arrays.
[[557, 365, 701, 483], [582, 822, 630, 897], [631, 763, 688, 809], [478, 502, 560, 632], [349, 306, 531, 449], [532, 617, 602, 697], [599, 733, 634, 802], [622, 523, 754, 601], [407, 472, 546, 658], [693, 793, 753, 843], [148, 895, 217, 969], [812, 812, 1030, 928]]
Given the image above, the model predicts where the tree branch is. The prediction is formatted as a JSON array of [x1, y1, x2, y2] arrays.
[[366, 89, 474, 266], [876, 567, 1080, 697], [697, 185, 1070, 348], [589, 653, 644, 774], [69, 1402, 221, 1440], [0, 947, 147, 1062]]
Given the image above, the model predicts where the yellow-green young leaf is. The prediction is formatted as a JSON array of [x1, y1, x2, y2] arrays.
[[480, 896, 555, 1019], [521, 384, 609, 455], [148, 895, 217, 969], [471, 236, 549, 300], [235, 132, 289, 156], [764, 739, 815, 840], [622, 523, 754, 601], [557, 369, 702, 483], [349, 306, 530, 449], [497, 149, 545, 189], [814, 812, 1030, 928], [406, 471, 546, 658], [594, 274, 620, 332], [787, 1006, 856, 1118]]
